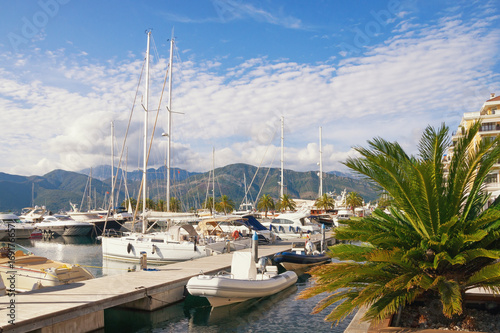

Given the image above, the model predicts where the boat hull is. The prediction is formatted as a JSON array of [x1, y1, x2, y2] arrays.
[[37, 224, 93, 237], [101, 236, 211, 264], [186, 271, 298, 307], [273, 252, 330, 271]]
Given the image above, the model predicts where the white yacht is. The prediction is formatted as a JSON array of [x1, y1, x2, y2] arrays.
[[333, 209, 354, 227], [35, 215, 93, 236], [0, 213, 36, 239], [260, 211, 321, 239]]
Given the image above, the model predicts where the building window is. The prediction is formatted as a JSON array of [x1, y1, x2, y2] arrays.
[[485, 174, 498, 184], [481, 123, 496, 132]]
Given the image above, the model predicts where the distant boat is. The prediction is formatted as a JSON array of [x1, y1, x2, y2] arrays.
[[0, 242, 94, 292], [35, 215, 93, 237], [67, 203, 123, 234], [18, 206, 46, 223], [0, 213, 36, 239], [332, 209, 353, 227], [260, 211, 321, 239], [186, 251, 298, 307]]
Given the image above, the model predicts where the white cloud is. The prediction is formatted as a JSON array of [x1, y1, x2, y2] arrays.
[[0, 7, 499, 177]]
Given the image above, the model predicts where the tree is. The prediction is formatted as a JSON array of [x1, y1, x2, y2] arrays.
[[216, 195, 234, 214], [203, 197, 215, 216], [278, 194, 296, 212], [344, 191, 363, 213], [315, 193, 335, 212], [122, 198, 137, 212], [157, 199, 166, 212], [299, 122, 500, 324], [145, 198, 155, 210], [169, 197, 181, 212], [257, 194, 275, 218]]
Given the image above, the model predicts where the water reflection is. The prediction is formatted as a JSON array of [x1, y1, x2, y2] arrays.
[[101, 274, 353, 333]]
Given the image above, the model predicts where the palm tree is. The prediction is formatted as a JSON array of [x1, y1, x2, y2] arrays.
[[315, 193, 335, 212], [169, 197, 181, 212], [278, 194, 296, 212], [299, 122, 500, 324], [156, 199, 166, 212], [257, 194, 275, 218], [344, 191, 363, 213], [217, 195, 234, 214], [202, 197, 215, 216]]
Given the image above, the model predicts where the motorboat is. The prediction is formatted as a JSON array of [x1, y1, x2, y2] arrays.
[[0, 242, 94, 292], [35, 215, 93, 236], [260, 211, 321, 239], [186, 252, 298, 307], [0, 213, 37, 239], [18, 206, 47, 223], [67, 205, 124, 234], [333, 209, 354, 227], [273, 241, 330, 272], [198, 215, 276, 245]]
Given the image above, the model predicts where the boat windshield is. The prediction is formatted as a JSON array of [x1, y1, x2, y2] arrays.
[[0, 242, 33, 256], [1, 218, 23, 224]]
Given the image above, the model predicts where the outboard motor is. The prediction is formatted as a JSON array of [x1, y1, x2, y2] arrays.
[[257, 256, 272, 273]]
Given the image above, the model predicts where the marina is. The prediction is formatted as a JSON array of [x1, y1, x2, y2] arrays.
[[0, 233, 345, 332]]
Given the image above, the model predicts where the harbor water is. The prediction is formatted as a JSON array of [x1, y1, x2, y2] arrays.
[[16, 236, 354, 332]]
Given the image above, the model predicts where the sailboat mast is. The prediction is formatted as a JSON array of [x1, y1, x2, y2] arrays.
[[319, 126, 323, 197], [142, 30, 151, 233], [212, 147, 215, 216], [166, 37, 174, 211], [280, 116, 284, 199], [111, 121, 115, 211]]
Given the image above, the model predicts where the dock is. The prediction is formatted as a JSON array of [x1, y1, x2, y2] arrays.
[[0, 234, 335, 333]]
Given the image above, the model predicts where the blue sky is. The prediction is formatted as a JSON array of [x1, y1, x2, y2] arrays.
[[0, 0, 499, 176]]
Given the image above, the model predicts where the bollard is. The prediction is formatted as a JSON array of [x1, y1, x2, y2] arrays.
[[252, 231, 259, 263], [140, 251, 147, 270], [321, 223, 326, 252]]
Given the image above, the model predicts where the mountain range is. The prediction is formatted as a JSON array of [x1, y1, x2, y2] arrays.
[[0, 163, 379, 213]]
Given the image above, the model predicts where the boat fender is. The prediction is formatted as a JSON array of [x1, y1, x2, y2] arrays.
[[127, 243, 133, 254], [288, 226, 292, 232], [269, 224, 273, 231], [152, 245, 156, 254], [232, 230, 239, 240], [279, 226, 285, 233], [194, 236, 197, 252]]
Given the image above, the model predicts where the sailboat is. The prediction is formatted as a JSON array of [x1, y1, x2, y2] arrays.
[[101, 31, 251, 264]]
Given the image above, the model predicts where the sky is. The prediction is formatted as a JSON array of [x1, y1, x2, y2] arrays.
[[0, 0, 499, 177]]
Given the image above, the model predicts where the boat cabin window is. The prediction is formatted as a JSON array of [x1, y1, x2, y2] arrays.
[[0, 242, 33, 257], [3, 219, 22, 224], [274, 218, 293, 225], [151, 239, 164, 243]]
